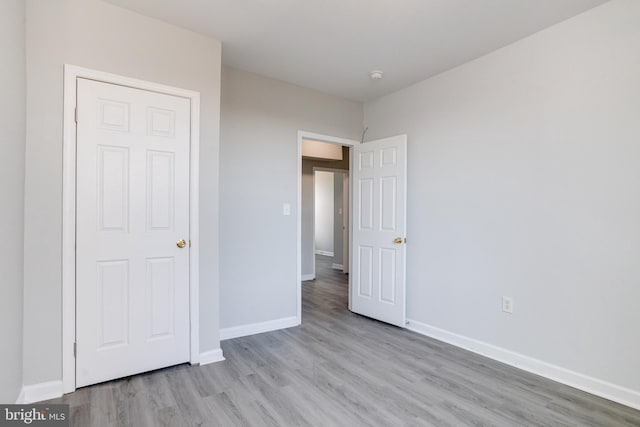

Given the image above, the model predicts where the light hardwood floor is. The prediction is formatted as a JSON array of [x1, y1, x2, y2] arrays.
[[47, 255, 640, 426]]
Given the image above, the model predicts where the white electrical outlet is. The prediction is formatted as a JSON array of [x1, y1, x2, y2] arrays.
[[502, 297, 513, 314]]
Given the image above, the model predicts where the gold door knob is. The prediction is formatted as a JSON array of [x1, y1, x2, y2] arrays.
[[393, 237, 403, 244], [177, 239, 187, 249]]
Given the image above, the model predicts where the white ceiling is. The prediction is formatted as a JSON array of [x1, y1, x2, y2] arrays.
[[105, 0, 608, 102]]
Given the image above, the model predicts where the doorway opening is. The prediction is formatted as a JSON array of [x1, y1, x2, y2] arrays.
[[313, 169, 349, 275], [296, 132, 358, 322]]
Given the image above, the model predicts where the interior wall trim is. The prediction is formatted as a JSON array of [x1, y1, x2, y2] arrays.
[[199, 348, 225, 366], [220, 316, 299, 341], [16, 381, 63, 404], [406, 318, 640, 411]]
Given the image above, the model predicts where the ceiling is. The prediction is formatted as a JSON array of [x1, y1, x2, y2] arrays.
[[105, 0, 608, 102]]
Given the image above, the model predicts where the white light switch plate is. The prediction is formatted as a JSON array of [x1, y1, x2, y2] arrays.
[[282, 203, 291, 216], [502, 296, 513, 314]]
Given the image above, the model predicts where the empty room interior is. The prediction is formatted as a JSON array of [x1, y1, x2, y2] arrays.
[[2, 0, 640, 425]]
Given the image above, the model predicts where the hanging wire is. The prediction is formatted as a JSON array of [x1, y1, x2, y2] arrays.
[[360, 127, 368, 144]]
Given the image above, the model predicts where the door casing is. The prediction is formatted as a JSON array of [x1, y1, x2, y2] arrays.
[[62, 65, 201, 393]]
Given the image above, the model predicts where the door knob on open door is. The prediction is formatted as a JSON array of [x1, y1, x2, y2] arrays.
[[393, 237, 404, 244], [176, 239, 187, 249]]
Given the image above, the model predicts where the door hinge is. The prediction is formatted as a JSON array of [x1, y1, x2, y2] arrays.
[[73, 342, 77, 358], [74, 107, 78, 124]]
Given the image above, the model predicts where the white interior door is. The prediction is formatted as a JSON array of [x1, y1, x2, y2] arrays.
[[76, 78, 191, 387], [351, 135, 407, 327]]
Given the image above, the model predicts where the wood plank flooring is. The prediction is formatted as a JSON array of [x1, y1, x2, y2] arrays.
[[46, 255, 640, 426]]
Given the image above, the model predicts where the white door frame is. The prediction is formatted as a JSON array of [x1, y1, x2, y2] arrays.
[[62, 65, 201, 393], [342, 173, 350, 275], [297, 131, 358, 322]]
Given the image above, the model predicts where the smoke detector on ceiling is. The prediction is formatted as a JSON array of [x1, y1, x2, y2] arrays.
[[369, 70, 384, 80]]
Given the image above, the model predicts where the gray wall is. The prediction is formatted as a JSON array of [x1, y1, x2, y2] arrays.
[[23, 0, 222, 386], [364, 0, 640, 392], [220, 66, 362, 328], [301, 153, 350, 279], [314, 171, 334, 255], [0, 0, 25, 404]]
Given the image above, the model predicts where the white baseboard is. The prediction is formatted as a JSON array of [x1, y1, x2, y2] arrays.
[[331, 263, 344, 270], [301, 274, 315, 281], [199, 348, 225, 366], [405, 319, 640, 411], [221, 316, 300, 341], [315, 250, 334, 256], [15, 387, 25, 404], [17, 351, 226, 404], [17, 381, 64, 404]]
